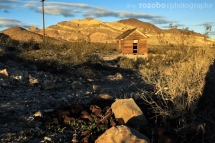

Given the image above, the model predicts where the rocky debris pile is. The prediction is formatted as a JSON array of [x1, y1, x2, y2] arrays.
[[95, 98, 150, 143], [0, 59, 155, 142], [18, 98, 150, 143]]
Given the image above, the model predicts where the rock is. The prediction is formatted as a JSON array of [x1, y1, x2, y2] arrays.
[[111, 98, 148, 127], [42, 80, 55, 90], [44, 136, 56, 142], [95, 125, 150, 143], [0, 69, 8, 76], [85, 91, 92, 95], [93, 85, 104, 94], [10, 70, 28, 83], [29, 75, 39, 84], [98, 94, 114, 100], [107, 72, 123, 80], [10, 75, 23, 84], [25, 116, 34, 122], [87, 79, 94, 82], [33, 111, 43, 117], [71, 81, 82, 89]]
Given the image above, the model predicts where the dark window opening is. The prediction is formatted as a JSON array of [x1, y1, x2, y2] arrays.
[[133, 42, 137, 54]]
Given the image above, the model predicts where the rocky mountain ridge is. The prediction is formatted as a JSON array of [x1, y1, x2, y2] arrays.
[[1, 18, 214, 45]]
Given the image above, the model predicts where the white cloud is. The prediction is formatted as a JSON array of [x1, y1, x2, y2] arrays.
[[0, 0, 19, 12], [0, 17, 36, 28], [24, 2, 165, 20], [193, 22, 215, 27], [0, 4, 8, 10], [150, 19, 179, 25], [0, 0, 19, 2]]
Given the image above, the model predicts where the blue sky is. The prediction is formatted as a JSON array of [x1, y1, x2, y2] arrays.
[[0, 0, 215, 38]]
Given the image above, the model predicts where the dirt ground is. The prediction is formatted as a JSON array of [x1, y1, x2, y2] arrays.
[[0, 56, 154, 142]]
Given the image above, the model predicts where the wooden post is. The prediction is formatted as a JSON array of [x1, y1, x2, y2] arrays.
[[41, 0, 45, 39]]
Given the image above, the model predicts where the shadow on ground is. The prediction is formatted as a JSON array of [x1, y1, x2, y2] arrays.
[[0, 40, 156, 142], [197, 59, 215, 142]]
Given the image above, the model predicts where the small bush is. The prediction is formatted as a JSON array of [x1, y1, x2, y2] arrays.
[[140, 45, 215, 142], [22, 38, 40, 50], [117, 57, 136, 69]]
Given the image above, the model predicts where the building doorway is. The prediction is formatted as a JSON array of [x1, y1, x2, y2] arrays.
[[133, 40, 138, 54]]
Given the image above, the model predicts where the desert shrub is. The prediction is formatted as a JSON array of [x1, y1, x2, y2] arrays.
[[117, 57, 136, 69], [21, 38, 40, 50], [140, 45, 215, 142], [135, 57, 147, 69], [69, 41, 97, 65], [17, 36, 113, 76], [5, 37, 19, 46], [148, 45, 170, 55], [140, 23, 214, 142], [101, 42, 116, 52], [0, 34, 21, 54]]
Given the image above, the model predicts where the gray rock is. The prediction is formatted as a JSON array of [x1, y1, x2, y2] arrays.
[[42, 80, 55, 90], [71, 81, 82, 89]]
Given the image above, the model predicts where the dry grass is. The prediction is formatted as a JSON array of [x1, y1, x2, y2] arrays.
[[139, 44, 215, 142], [0, 33, 115, 76]]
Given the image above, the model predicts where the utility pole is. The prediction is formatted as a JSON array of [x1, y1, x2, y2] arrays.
[[41, 0, 45, 39]]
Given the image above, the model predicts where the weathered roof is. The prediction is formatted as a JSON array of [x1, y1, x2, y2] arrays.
[[116, 28, 148, 39]]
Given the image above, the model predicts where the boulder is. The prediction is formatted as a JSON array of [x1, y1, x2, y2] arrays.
[[95, 125, 150, 143], [111, 98, 148, 127]]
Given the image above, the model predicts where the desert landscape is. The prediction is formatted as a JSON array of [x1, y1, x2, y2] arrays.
[[0, 18, 215, 143]]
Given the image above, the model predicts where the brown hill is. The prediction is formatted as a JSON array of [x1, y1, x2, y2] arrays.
[[118, 18, 162, 33], [1, 26, 65, 44], [1, 18, 214, 45], [1, 26, 44, 42], [30, 18, 164, 43], [31, 18, 135, 43]]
